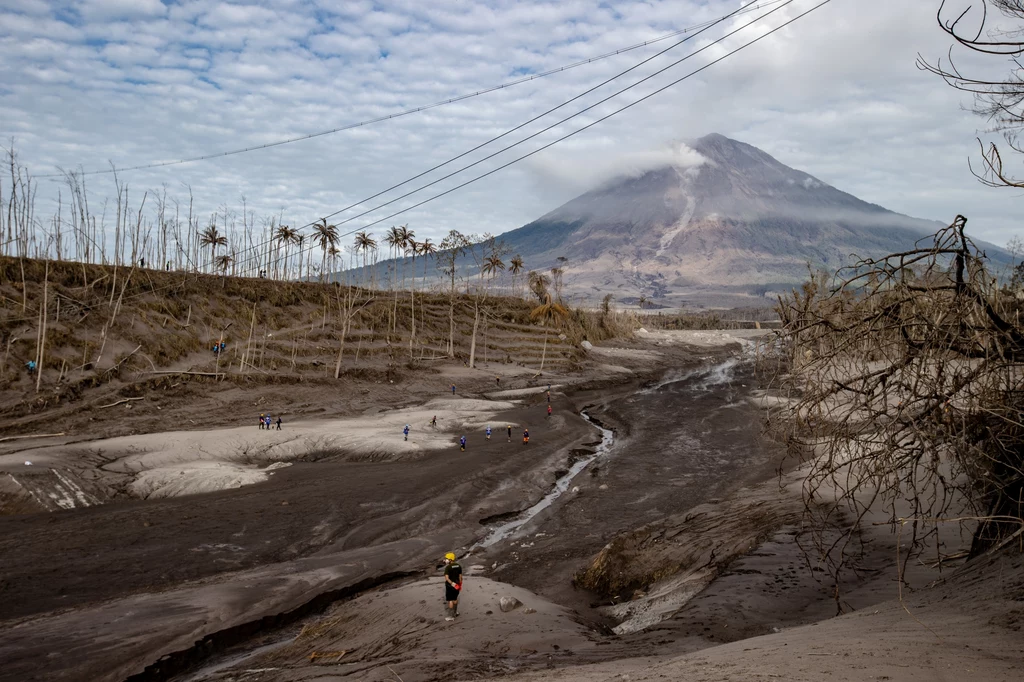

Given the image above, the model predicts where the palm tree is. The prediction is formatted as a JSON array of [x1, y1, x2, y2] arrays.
[[313, 218, 339, 283], [215, 253, 233, 287], [391, 225, 413, 333], [407, 239, 420, 286], [383, 226, 404, 330], [327, 245, 341, 281], [398, 225, 413, 292], [530, 295, 569, 371], [198, 225, 227, 273], [292, 232, 305, 280], [406, 236, 419, 356], [384, 226, 403, 289], [638, 294, 648, 310], [274, 224, 295, 279], [482, 254, 506, 284], [474, 253, 506, 367], [509, 254, 524, 297], [354, 231, 376, 286], [418, 238, 437, 286], [416, 237, 437, 338]]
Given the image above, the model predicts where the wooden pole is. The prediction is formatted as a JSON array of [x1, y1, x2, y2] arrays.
[[36, 261, 48, 393], [241, 300, 256, 373]]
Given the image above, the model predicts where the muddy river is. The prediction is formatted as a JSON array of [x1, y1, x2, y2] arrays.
[[0, 348, 788, 682]]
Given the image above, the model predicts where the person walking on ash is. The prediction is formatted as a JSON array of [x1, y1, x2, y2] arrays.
[[443, 552, 463, 620]]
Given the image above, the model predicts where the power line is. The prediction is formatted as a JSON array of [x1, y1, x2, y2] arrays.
[[4, 0, 830, 321], [317, 0, 798, 233], [331, 0, 827, 238], [34, 1, 788, 179], [225, 0, 832, 280], [24, 0, 779, 285], [183, 0, 760, 277]]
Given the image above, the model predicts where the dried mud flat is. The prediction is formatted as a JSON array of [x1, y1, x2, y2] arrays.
[[0, 330, 1021, 682]]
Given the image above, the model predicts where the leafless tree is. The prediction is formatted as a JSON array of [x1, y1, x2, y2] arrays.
[[921, 1, 1024, 187], [767, 217, 1024, 600], [437, 230, 471, 358]]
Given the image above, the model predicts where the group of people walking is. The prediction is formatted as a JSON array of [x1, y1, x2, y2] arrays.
[[257, 413, 282, 430], [434, 381, 555, 450], [453, 424, 528, 450]]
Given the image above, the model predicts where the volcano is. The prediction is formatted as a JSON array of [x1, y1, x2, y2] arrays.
[[499, 133, 988, 307]]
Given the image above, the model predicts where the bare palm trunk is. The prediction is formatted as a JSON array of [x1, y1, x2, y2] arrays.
[[540, 328, 548, 371], [409, 258, 416, 358], [448, 300, 455, 358], [241, 300, 257, 373], [333, 293, 350, 379], [468, 301, 480, 368], [35, 261, 48, 393], [333, 317, 349, 378]]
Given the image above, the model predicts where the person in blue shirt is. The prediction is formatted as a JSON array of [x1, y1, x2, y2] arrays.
[[459, 435, 466, 451], [403, 424, 410, 441], [485, 425, 491, 440]]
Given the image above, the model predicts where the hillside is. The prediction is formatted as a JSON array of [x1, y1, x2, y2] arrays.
[[0, 257, 580, 440]]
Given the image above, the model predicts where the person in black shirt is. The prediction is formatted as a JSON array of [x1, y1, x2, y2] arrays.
[[443, 552, 463, 620]]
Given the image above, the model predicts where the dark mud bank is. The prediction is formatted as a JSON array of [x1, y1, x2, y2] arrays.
[[128, 571, 416, 682]]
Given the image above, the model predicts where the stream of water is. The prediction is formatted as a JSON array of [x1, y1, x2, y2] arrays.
[[475, 410, 616, 549]]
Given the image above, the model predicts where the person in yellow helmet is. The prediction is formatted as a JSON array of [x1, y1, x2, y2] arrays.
[[443, 552, 463, 621]]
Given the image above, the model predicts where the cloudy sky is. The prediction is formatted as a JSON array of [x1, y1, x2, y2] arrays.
[[2, 0, 1022, 261]]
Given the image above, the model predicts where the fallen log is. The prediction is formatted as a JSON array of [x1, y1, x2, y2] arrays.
[[105, 344, 142, 374], [97, 397, 145, 409], [0, 432, 66, 443], [143, 371, 225, 377]]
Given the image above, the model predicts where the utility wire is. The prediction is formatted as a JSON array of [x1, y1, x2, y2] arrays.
[[316, 0, 798, 233], [35, 0, 787, 178], [3, 0, 830, 323], [179, 0, 759, 277], [222, 0, 830, 280]]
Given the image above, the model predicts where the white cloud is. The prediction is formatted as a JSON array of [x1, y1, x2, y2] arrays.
[[77, 0, 168, 21], [0, 0, 1022, 269], [528, 141, 707, 195]]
